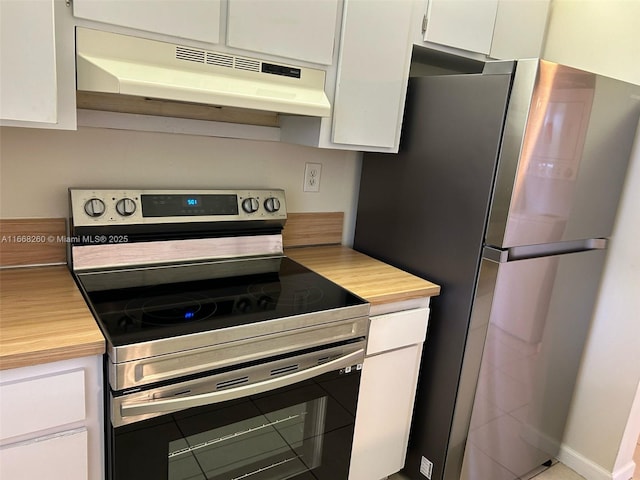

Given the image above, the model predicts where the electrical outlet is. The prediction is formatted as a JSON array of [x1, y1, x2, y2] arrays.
[[304, 163, 322, 192]]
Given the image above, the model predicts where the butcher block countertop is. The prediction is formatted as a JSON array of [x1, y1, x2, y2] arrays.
[[0, 266, 105, 371], [286, 245, 440, 305]]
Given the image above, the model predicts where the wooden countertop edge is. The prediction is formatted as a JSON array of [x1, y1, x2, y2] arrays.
[[0, 339, 105, 371], [365, 289, 440, 306]]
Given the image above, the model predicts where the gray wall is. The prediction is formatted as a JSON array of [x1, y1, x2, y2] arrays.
[[0, 126, 362, 245]]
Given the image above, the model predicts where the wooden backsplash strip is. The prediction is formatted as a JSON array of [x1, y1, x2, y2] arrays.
[[282, 212, 344, 247], [0, 212, 343, 266], [0, 219, 67, 267]]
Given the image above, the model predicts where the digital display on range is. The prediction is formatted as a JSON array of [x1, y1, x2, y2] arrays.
[[141, 194, 239, 217]]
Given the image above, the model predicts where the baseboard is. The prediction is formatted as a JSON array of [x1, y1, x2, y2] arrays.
[[520, 423, 561, 457], [558, 444, 635, 480], [611, 460, 636, 480]]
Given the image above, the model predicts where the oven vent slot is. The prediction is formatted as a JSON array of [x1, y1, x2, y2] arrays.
[[270, 364, 299, 376], [216, 376, 249, 390], [317, 356, 330, 365]]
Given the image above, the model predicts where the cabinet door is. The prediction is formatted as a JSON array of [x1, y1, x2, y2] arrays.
[[349, 345, 424, 480], [0, 0, 75, 129], [332, 0, 414, 149], [0, 0, 55, 123], [0, 429, 88, 480], [226, 0, 339, 65], [424, 0, 499, 54], [72, 0, 221, 44], [490, 0, 550, 59]]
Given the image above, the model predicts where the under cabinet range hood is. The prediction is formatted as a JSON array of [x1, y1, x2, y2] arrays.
[[75, 28, 331, 118]]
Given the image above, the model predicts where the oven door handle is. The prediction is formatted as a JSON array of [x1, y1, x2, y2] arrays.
[[120, 348, 364, 418]]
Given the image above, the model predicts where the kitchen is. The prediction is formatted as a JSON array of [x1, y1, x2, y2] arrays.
[[1, 1, 639, 480]]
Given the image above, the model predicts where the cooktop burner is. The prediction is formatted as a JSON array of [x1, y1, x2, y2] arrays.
[[123, 292, 218, 327], [246, 280, 324, 308], [76, 257, 365, 348]]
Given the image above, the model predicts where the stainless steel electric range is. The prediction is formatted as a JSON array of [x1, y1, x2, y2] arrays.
[[68, 188, 369, 480]]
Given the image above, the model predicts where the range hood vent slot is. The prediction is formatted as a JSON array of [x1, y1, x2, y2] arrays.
[[234, 58, 261, 73], [76, 27, 331, 118], [175, 46, 206, 64], [175, 47, 259, 74], [206, 53, 234, 68]]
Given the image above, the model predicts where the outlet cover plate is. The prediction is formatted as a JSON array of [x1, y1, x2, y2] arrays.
[[304, 162, 322, 192]]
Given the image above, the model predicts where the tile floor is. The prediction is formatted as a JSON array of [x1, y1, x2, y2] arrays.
[[388, 462, 583, 480], [387, 441, 640, 480]]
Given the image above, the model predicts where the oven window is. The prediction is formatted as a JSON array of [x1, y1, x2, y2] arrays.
[[168, 398, 326, 480], [109, 369, 360, 480]]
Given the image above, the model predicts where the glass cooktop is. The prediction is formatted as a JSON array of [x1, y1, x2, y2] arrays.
[[76, 257, 366, 347]]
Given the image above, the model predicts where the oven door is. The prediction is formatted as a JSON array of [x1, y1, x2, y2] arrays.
[[107, 342, 365, 480]]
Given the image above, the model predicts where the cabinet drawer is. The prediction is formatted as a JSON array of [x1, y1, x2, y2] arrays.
[[0, 369, 85, 441], [367, 307, 429, 355], [0, 428, 88, 480]]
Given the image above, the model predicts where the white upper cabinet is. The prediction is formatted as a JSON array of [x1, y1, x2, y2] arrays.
[[0, 1, 56, 123], [72, 0, 222, 44], [416, 0, 550, 59], [1, 0, 548, 146], [423, 0, 499, 55], [332, 0, 415, 149], [280, 0, 415, 152], [490, 0, 550, 60], [0, 0, 76, 129], [69, 0, 414, 152], [226, 0, 339, 65], [72, 0, 339, 65]]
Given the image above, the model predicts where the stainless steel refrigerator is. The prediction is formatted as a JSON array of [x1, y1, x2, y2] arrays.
[[353, 59, 640, 480]]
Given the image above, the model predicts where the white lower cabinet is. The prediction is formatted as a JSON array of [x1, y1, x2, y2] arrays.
[[0, 428, 88, 480], [350, 304, 430, 480], [0, 356, 103, 480]]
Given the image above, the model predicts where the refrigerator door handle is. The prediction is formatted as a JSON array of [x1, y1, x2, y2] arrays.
[[484, 238, 607, 263], [483, 246, 510, 263]]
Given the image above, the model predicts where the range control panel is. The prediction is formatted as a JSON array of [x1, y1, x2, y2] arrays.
[[69, 188, 287, 227]]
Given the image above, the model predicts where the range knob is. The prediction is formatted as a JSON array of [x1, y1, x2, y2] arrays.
[[264, 197, 281, 213], [242, 197, 260, 213], [84, 198, 106, 218], [115, 198, 137, 217], [235, 297, 252, 313]]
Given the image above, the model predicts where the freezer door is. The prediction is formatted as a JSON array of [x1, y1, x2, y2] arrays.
[[487, 60, 640, 247], [459, 247, 607, 480]]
